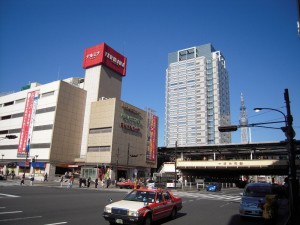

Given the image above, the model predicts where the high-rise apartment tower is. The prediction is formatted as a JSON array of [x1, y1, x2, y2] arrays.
[[164, 44, 231, 147]]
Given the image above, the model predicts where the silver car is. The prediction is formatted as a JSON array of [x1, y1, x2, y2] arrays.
[[239, 182, 278, 218]]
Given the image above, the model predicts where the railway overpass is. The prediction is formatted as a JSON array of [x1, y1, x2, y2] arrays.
[[158, 140, 300, 180]]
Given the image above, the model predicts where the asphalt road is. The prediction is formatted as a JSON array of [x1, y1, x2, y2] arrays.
[[0, 182, 289, 225]]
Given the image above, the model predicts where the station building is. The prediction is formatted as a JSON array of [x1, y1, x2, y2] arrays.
[[0, 42, 158, 181]]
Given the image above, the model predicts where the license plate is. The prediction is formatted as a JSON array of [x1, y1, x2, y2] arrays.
[[115, 219, 123, 224]]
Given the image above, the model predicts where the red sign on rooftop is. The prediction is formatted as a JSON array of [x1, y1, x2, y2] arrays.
[[82, 42, 127, 76]]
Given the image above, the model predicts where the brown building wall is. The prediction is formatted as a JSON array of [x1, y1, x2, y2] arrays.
[[50, 81, 86, 163], [87, 98, 157, 170]]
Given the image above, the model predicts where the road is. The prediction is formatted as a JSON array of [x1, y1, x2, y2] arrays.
[[0, 181, 288, 225]]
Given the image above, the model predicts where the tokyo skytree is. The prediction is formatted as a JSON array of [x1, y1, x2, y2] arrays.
[[239, 93, 250, 143]]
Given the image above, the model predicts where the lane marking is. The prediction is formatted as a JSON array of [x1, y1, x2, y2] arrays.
[[0, 193, 20, 198], [44, 222, 68, 225], [220, 202, 231, 207], [0, 216, 42, 222], [0, 211, 22, 215]]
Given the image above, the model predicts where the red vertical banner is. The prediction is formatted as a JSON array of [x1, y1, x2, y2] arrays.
[[17, 90, 39, 157], [146, 113, 158, 161]]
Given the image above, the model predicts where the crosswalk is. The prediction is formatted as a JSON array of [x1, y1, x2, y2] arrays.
[[173, 191, 241, 203]]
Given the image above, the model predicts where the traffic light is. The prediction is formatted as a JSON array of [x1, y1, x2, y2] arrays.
[[218, 125, 238, 132], [31, 157, 35, 163]]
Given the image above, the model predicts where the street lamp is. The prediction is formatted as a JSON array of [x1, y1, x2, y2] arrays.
[[254, 90, 297, 225], [219, 89, 297, 225]]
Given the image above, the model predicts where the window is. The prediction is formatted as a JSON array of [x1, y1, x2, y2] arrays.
[[89, 127, 112, 134], [87, 146, 111, 152], [1, 115, 11, 120], [15, 98, 25, 104], [156, 192, 164, 203], [42, 91, 54, 98], [3, 101, 14, 106], [163, 191, 171, 201]]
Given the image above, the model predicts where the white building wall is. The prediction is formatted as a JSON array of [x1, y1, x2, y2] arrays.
[[80, 65, 102, 158]]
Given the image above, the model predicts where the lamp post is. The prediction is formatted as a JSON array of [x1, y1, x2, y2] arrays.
[[115, 147, 119, 186], [254, 89, 297, 225], [219, 89, 297, 224], [35, 155, 38, 176]]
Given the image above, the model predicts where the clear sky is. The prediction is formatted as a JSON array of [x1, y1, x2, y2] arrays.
[[1, 0, 299, 147]]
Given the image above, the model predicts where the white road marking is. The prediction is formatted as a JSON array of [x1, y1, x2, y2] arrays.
[[174, 192, 241, 202], [0, 216, 42, 222], [0, 211, 22, 215], [0, 193, 20, 198], [44, 222, 68, 225]]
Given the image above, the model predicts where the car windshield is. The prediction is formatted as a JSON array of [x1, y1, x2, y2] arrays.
[[124, 190, 156, 203], [244, 185, 272, 197]]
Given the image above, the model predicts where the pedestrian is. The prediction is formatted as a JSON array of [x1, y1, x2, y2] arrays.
[[20, 174, 25, 185], [87, 177, 91, 188], [68, 175, 74, 188], [60, 175, 64, 187], [30, 174, 34, 185], [79, 177, 82, 188], [106, 177, 111, 188], [95, 178, 98, 188], [44, 173, 48, 182]]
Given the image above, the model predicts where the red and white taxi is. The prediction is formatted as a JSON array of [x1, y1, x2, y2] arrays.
[[103, 188, 182, 225]]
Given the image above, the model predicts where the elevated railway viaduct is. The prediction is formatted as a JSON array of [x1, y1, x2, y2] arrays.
[[158, 141, 300, 181]]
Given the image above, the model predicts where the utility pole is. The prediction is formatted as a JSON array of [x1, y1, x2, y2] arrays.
[[127, 143, 130, 179], [284, 89, 297, 225], [115, 147, 119, 186]]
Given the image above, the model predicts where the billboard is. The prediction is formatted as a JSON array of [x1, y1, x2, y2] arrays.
[[17, 90, 39, 157], [146, 113, 158, 161], [82, 42, 127, 76]]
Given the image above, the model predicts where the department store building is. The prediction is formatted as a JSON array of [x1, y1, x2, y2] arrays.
[[0, 42, 158, 181]]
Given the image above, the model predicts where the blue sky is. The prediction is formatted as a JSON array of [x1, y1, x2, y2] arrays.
[[1, 0, 299, 147]]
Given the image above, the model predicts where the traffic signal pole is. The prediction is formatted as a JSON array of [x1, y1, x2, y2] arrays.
[[284, 89, 298, 225]]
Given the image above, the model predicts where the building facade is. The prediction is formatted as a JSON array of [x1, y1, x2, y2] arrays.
[[164, 43, 231, 147], [0, 42, 158, 181], [85, 98, 157, 181], [0, 79, 86, 176]]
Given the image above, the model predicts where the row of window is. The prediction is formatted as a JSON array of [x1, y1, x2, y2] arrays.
[[0, 124, 53, 135], [0, 91, 55, 108], [0, 106, 56, 121], [89, 127, 112, 134], [0, 143, 51, 150], [87, 146, 111, 152]]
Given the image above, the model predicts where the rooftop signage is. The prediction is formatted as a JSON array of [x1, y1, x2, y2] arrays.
[[82, 42, 127, 76]]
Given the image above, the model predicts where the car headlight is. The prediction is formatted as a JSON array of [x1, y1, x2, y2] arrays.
[[128, 209, 145, 217], [104, 206, 112, 213], [128, 210, 139, 217]]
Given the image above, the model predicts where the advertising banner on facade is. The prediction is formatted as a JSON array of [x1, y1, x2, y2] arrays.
[[82, 42, 127, 76], [146, 113, 158, 161], [17, 90, 39, 157]]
